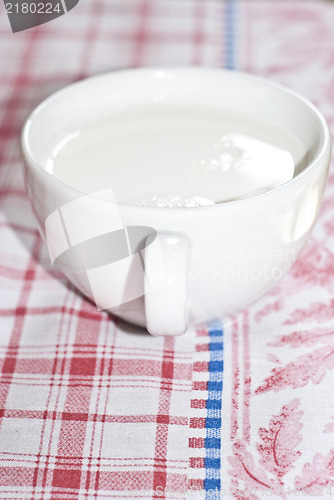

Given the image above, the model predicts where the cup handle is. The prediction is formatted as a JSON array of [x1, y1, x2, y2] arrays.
[[144, 232, 189, 336]]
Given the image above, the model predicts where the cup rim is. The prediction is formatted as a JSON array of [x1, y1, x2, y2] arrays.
[[21, 66, 331, 212]]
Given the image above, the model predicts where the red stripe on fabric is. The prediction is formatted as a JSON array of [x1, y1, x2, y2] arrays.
[[0, 451, 188, 463], [192, 381, 208, 391], [5, 358, 55, 374], [0, 221, 39, 234], [0, 21, 42, 408], [93, 30, 218, 45], [52, 469, 81, 490], [190, 457, 205, 468], [189, 437, 205, 448], [0, 265, 62, 281], [188, 478, 204, 490], [0, 32, 219, 60], [111, 358, 163, 378], [0, 467, 35, 486], [70, 357, 96, 376], [192, 1, 206, 65], [0, 236, 42, 406], [188, 315, 210, 488], [196, 344, 210, 352], [0, 377, 191, 392], [50, 300, 103, 494], [189, 417, 206, 429], [2, 357, 191, 380], [0, 341, 189, 359], [231, 318, 240, 441], [191, 399, 206, 409], [152, 336, 175, 499], [242, 311, 251, 444], [111, 358, 191, 379], [90, 320, 116, 494], [132, 0, 150, 67], [196, 329, 209, 337], [193, 361, 209, 372], [76, 0, 105, 80], [165, 473, 191, 496], [173, 362, 192, 380], [33, 291, 75, 494], [0, 189, 26, 199], [0, 306, 103, 320], [99, 471, 186, 491]]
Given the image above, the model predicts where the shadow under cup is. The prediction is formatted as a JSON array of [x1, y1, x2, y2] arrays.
[[21, 68, 331, 335]]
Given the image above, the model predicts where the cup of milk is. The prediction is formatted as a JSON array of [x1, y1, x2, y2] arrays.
[[21, 68, 331, 336]]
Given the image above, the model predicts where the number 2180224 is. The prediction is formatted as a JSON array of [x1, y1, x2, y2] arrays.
[[5, 3, 62, 14]]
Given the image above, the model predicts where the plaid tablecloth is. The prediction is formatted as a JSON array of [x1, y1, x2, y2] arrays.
[[1, 1, 334, 499]]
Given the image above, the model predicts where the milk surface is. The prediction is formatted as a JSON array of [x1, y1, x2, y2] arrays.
[[46, 105, 305, 206]]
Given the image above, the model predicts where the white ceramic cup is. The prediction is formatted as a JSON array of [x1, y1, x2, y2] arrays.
[[21, 68, 331, 336]]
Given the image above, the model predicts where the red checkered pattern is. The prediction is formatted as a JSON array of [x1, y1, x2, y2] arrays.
[[0, 1, 222, 498], [187, 328, 211, 492], [4, 1, 334, 498]]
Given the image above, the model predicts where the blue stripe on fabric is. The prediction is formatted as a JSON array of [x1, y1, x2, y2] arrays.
[[209, 343, 224, 351], [225, 0, 236, 70], [206, 448, 221, 459], [205, 437, 221, 448], [209, 361, 224, 372], [203, 10, 237, 494], [209, 352, 224, 362], [204, 324, 224, 499], [208, 371, 223, 382], [206, 399, 221, 410]]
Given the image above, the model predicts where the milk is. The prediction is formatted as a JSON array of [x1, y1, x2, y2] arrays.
[[46, 105, 305, 206]]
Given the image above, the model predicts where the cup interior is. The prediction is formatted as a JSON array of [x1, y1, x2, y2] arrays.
[[22, 68, 327, 198]]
